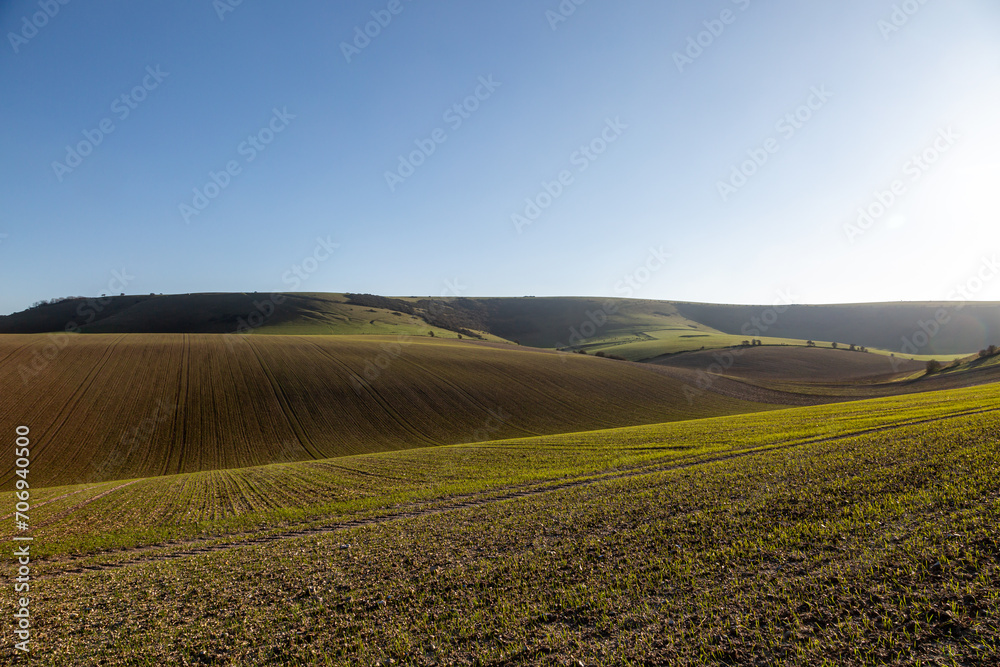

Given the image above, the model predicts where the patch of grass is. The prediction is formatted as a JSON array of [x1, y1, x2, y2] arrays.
[[14, 381, 1000, 665]]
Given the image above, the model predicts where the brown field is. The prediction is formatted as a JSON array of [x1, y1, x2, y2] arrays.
[[649, 345, 1000, 400], [649, 345, 923, 382], [0, 334, 778, 488]]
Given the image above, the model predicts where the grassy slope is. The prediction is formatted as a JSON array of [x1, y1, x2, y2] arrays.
[[0, 334, 776, 488], [6, 293, 996, 355], [11, 381, 1000, 665], [674, 300, 1000, 356], [0, 292, 501, 340]]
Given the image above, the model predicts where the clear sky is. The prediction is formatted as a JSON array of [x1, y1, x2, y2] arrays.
[[2, 0, 999, 315]]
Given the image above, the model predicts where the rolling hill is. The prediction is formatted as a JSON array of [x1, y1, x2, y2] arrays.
[[3, 292, 997, 356], [0, 334, 779, 488], [672, 301, 1000, 356]]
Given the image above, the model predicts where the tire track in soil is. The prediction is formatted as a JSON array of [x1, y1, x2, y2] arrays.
[[303, 338, 440, 449], [38, 404, 1000, 579], [165, 333, 191, 477], [245, 337, 324, 461], [3, 334, 127, 486], [0, 338, 43, 370], [0, 485, 95, 521], [31, 480, 142, 531]]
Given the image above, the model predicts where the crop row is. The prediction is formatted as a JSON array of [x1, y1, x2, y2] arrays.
[[0, 333, 771, 487], [9, 382, 999, 665]]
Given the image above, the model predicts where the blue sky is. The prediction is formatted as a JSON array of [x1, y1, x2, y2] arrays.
[[1, 0, 999, 315]]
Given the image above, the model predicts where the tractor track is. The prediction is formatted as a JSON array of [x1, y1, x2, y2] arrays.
[[35, 404, 1000, 579], [32, 480, 142, 530]]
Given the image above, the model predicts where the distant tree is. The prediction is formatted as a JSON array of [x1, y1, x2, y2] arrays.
[[990, 345, 998, 356], [806, 340, 815, 347], [741, 340, 750, 347], [980, 349, 989, 358], [925, 359, 942, 375], [457, 334, 463, 340], [849, 344, 856, 351], [595, 351, 606, 357], [831, 342, 838, 349], [428, 330, 434, 337]]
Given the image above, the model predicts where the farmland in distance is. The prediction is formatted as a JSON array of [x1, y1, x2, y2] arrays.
[[0, 333, 777, 487]]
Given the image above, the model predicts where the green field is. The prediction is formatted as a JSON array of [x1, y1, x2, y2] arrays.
[[4, 294, 1000, 664], [7, 381, 999, 665]]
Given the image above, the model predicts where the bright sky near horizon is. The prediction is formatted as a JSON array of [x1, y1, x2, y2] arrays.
[[1, 0, 999, 316]]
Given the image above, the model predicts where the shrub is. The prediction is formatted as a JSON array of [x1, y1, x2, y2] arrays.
[[925, 359, 942, 375]]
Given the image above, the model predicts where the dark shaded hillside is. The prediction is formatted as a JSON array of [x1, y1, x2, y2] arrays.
[[674, 302, 1000, 355], [3, 292, 998, 355], [0, 293, 310, 334]]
